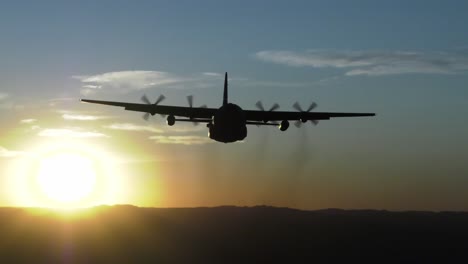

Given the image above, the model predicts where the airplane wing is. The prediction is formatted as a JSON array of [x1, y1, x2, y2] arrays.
[[81, 99, 375, 122], [81, 99, 217, 119], [244, 109, 375, 123]]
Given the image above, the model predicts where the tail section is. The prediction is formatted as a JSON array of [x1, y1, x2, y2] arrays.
[[223, 72, 228, 106]]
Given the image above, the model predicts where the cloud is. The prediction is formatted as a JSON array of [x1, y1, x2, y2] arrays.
[[48, 97, 78, 107], [244, 80, 311, 88], [202, 72, 222, 77], [73, 71, 185, 94], [73, 71, 240, 95], [0, 93, 20, 110], [62, 114, 110, 121], [0, 93, 26, 110], [0, 146, 24, 158], [254, 50, 468, 76], [0, 93, 8, 101], [38, 128, 109, 138], [104, 123, 164, 133], [165, 125, 205, 133], [20, 119, 37, 124], [149, 135, 212, 145]]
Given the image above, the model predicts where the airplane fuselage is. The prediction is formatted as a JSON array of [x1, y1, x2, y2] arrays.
[[208, 103, 247, 143]]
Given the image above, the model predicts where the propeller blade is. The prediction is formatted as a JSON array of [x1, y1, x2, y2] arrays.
[[293, 102, 303, 112], [255, 101, 265, 111], [143, 112, 150, 121], [310, 120, 319, 125], [142, 94, 165, 105], [307, 102, 318, 112], [257, 101, 279, 112], [269, 103, 280, 112], [200, 104, 207, 108], [154, 94, 166, 105], [187, 95, 194, 108], [294, 120, 302, 128], [141, 94, 151, 105]]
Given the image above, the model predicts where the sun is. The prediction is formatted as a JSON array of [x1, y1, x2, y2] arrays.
[[6, 140, 144, 209], [36, 152, 97, 207]]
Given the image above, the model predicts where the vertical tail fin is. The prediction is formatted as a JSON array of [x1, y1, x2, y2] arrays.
[[223, 72, 228, 106]]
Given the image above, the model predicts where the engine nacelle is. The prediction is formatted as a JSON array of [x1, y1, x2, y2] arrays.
[[167, 115, 175, 126], [279, 120, 289, 131]]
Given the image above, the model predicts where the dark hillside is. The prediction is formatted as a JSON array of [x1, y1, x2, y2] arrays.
[[1, 206, 467, 263]]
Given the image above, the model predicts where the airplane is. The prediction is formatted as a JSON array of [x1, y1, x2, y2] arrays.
[[81, 72, 375, 143]]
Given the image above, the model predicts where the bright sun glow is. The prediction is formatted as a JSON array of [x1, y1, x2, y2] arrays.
[[6, 140, 145, 209], [36, 153, 96, 206]]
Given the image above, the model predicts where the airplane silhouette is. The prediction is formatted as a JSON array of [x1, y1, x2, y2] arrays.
[[81, 73, 375, 143]]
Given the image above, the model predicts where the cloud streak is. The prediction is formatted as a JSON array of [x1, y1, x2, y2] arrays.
[[0, 93, 8, 101], [20, 119, 37, 124], [0, 146, 24, 158], [149, 135, 212, 145], [255, 50, 468, 76], [38, 128, 109, 138], [62, 114, 110, 121], [74, 71, 235, 95], [104, 123, 164, 134], [73, 71, 185, 95], [202, 72, 222, 77], [103, 122, 204, 135]]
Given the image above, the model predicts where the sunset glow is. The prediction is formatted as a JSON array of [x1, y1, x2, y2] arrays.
[[2, 139, 139, 209], [0, 1, 467, 212], [36, 153, 96, 206]]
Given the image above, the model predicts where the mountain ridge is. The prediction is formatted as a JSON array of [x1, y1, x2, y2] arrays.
[[1, 205, 467, 263]]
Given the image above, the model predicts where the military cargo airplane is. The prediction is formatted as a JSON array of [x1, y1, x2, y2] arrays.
[[81, 73, 375, 143]]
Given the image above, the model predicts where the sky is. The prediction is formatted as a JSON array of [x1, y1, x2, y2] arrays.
[[1, 0, 468, 211]]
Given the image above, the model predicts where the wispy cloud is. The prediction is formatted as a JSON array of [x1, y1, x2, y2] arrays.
[[104, 123, 164, 133], [62, 114, 110, 121], [74, 71, 238, 95], [165, 125, 205, 133], [20, 119, 37, 124], [73, 71, 185, 95], [38, 128, 109, 138], [0, 146, 24, 158], [202, 72, 222, 77], [0, 102, 24, 110], [48, 97, 78, 107], [0, 93, 8, 101], [0, 93, 21, 110], [149, 135, 212, 145], [243, 80, 311, 88], [255, 50, 468, 76]]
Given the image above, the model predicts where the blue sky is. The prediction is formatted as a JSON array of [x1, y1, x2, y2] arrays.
[[1, 0, 468, 210]]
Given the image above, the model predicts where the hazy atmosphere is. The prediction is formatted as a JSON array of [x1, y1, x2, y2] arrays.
[[1, 0, 468, 211]]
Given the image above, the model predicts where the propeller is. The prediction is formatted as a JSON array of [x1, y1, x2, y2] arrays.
[[293, 101, 318, 127], [187, 95, 194, 108], [255, 101, 280, 125], [255, 101, 280, 112], [293, 101, 317, 112], [141, 94, 166, 121], [187, 95, 207, 125]]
